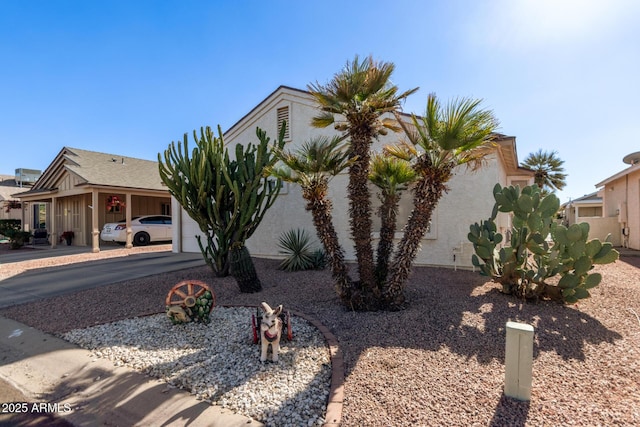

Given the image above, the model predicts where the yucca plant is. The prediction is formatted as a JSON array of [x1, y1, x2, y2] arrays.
[[277, 228, 316, 272]]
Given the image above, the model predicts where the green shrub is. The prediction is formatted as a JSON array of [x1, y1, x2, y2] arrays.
[[0, 219, 21, 238], [6, 230, 32, 249]]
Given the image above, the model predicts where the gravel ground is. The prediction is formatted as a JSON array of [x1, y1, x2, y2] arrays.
[[1, 247, 639, 426]]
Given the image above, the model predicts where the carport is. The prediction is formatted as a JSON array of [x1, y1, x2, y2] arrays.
[[13, 147, 171, 252]]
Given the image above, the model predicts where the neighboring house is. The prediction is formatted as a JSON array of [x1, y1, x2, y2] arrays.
[[14, 147, 171, 252], [1, 171, 41, 223], [173, 85, 535, 268], [561, 192, 619, 246], [0, 175, 23, 223], [594, 151, 640, 249]]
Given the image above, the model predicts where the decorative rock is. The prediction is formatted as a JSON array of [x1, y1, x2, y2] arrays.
[[62, 307, 330, 426]]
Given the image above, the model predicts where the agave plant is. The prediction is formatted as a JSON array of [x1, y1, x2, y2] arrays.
[[277, 228, 325, 272], [278, 228, 314, 271]]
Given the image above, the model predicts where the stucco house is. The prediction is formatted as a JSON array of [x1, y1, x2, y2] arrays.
[[0, 175, 24, 223], [593, 151, 640, 249], [13, 147, 171, 252], [172, 86, 535, 269], [560, 192, 620, 245]]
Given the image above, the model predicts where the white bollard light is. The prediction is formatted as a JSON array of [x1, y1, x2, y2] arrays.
[[504, 321, 534, 400]]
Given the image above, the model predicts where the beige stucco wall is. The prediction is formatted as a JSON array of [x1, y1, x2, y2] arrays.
[[176, 88, 527, 268], [601, 167, 640, 249]]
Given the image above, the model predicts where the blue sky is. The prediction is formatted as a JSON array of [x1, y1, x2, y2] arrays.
[[1, 0, 638, 203]]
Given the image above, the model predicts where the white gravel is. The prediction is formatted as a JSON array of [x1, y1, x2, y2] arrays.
[[62, 308, 331, 426], [1, 247, 639, 426]]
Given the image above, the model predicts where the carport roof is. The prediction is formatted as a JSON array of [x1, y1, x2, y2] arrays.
[[13, 147, 167, 198]]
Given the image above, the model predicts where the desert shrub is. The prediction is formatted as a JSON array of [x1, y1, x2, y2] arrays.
[[5, 230, 32, 249], [0, 219, 21, 238]]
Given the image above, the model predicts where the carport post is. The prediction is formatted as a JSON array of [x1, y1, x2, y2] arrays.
[[504, 321, 534, 401]]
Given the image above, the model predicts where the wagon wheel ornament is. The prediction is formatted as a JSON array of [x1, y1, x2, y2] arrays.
[[165, 280, 216, 314]]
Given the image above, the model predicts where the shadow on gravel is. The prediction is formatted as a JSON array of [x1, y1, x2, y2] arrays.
[[303, 265, 624, 371], [489, 394, 530, 427]]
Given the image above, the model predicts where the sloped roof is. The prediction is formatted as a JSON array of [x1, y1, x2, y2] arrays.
[[595, 162, 640, 188], [561, 191, 602, 208], [15, 147, 166, 198], [0, 185, 18, 201], [225, 85, 532, 174]]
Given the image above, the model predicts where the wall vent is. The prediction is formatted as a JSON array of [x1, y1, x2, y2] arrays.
[[277, 106, 290, 140]]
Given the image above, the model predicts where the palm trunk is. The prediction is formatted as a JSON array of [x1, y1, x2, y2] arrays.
[[303, 184, 352, 301], [384, 166, 451, 309], [375, 192, 400, 286], [347, 127, 376, 289]]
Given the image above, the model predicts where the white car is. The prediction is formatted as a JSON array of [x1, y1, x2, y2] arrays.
[[100, 215, 172, 246]]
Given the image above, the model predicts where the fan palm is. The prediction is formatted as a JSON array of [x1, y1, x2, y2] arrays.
[[308, 55, 418, 293], [522, 149, 567, 195], [383, 94, 499, 308], [369, 153, 417, 285], [269, 136, 354, 300]]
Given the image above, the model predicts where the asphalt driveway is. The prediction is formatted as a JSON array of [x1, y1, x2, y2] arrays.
[[0, 250, 205, 309]]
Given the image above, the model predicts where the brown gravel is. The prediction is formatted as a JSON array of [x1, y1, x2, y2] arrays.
[[1, 251, 639, 426]]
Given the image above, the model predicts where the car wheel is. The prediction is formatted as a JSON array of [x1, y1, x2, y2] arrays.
[[134, 232, 150, 246]]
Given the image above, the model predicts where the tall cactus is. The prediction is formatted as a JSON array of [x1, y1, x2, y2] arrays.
[[159, 124, 286, 291], [468, 183, 619, 304]]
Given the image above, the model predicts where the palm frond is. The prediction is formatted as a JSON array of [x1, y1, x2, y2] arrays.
[[369, 153, 417, 193], [523, 149, 567, 192], [311, 111, 336, 129], [382, 142, 417, 162]]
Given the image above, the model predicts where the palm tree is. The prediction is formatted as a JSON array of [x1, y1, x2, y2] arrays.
[[523, 149, 567, 195], [369, 153, 416, 285], [308, 55, 418, 294], [382, 94, 499, 309], [269, 136, 355, 301]]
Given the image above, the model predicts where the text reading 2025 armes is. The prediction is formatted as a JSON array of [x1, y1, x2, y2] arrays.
[[2, 402, 72, 414]]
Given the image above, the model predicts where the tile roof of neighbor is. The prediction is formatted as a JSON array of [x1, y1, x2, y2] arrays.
[[62, 147, 165, 190]]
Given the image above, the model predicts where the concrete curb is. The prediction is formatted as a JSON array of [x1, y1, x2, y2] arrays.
[[0, 316, 260, 427]]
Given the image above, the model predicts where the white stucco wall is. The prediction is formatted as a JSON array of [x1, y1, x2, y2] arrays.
[[173, 87, 525, 268]]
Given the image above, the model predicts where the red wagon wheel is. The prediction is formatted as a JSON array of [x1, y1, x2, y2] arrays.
[[165, 280, 215, 313]]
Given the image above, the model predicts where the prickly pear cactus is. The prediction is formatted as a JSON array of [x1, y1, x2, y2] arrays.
[[468, 183, 619, 304]]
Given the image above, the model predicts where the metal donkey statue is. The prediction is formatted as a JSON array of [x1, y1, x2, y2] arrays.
[[259, 302, 283, 362]]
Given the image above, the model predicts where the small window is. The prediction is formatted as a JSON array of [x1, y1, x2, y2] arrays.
[[267, 178, 288, 194], [277, 106, 290, 140], [161, 202, 171, 216], [510, 180, 529, 189]]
